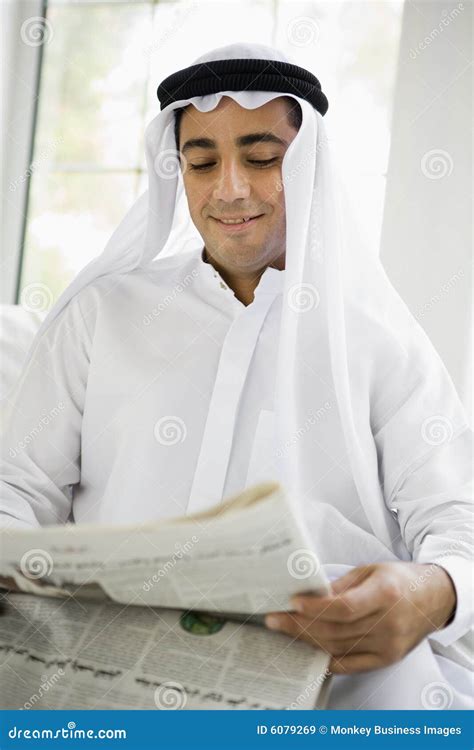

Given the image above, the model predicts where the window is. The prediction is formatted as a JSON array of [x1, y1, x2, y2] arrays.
[[17, 0, 404, 309]]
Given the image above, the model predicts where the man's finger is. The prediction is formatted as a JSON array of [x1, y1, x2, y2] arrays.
[[292, 567, 402, 622], [330, 566, 373, 595], [265, 612, 328, 649], [0, 577, 20, 593], [290, 590, 378, 623], [264, 611, 395, 662], [301, 612, 385, 641], [264, 612, 377, 651], [330, 653, 382, 675], [289, 567, 374, 621], [340, 568, 406, 617], [323, 635, 376, 657]]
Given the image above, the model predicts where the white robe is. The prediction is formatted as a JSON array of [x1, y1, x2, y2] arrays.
[[1, 248, 472, 709]]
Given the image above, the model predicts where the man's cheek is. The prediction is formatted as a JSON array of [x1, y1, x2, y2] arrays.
[[189, 204, 206, 229], [268, 171, 284, 196]]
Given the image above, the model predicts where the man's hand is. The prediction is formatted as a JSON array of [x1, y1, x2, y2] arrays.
[[265, 562, 456, 674], [0, 577, 21, 593], [0, 577, 21, 618]]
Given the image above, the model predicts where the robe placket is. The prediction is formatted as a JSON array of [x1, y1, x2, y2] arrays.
[[187, 264, 283, 514]]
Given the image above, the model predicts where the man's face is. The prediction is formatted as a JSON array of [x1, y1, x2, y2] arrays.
[[178, 96, 299, 276]]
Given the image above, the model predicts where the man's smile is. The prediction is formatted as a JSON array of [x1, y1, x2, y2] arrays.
[[210, 214, 264, 232]]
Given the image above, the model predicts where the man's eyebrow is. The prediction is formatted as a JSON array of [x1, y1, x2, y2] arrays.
[[181, 137, 216, 155], [236, 132, 287, 148], [181, 132, 287, 154]]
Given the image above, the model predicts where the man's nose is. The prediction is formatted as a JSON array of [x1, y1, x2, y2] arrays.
[[212, 160, 250, 203]]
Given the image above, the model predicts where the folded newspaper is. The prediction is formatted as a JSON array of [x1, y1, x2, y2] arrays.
[[0, 482, 331, 710]]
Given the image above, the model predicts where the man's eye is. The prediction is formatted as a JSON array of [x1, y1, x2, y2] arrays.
[[188, 162, 216, 171], [188, 157, 278, 171], [247, 157, 279, 167]]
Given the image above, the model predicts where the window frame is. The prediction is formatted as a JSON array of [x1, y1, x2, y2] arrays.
[[1, 0, 47, 304]]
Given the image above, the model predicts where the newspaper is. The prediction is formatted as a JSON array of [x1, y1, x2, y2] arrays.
[[0, 482, 330, 614], [0, 594, 330, 710], [0, 482, 332, 709]]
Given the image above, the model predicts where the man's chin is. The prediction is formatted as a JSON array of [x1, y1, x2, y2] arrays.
[[208, 245, 268, 274]]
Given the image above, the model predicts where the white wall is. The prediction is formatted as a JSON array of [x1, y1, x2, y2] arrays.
[[381, 0, 472, 420]]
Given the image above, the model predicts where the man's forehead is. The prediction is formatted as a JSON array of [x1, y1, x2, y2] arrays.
[[179, 96, 294, 144], [181, 95, 291, 128]]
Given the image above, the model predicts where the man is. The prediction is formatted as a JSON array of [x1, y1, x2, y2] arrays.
[[1, 44, 472, 708]]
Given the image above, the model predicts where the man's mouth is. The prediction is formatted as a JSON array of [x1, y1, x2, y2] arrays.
[[211, 214, 264, 231]]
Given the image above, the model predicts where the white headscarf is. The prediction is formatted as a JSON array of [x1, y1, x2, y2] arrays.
[[24, 43, 469, 551]]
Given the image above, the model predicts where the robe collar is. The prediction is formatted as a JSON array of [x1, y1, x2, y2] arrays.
[[193, 246, 284, 314]]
